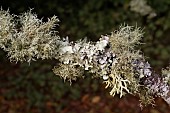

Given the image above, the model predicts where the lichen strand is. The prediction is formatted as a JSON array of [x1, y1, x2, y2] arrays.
[[107, 26, 167, 106], [131, 59, 170, 106], [162, 67, 170, 85], [0, 9, 15, 50], [138, 88, 155, 107], [109, 25, 143, 53], [143, 72, 170, 105], [0, 9, 60, 63], [53, 63, 84, 83], [104, 54, 136, 97], [0, 9, 170, 106], [105, 26, 142, 97], [129, 58, 155, 105], [52, 25, 160, 105]]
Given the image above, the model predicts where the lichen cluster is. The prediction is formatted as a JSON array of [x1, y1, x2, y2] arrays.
[[0, 9, 170, 106], [0, 9, 14, 50], [162, 67, 170, 85], [0, 9, 60, 62]]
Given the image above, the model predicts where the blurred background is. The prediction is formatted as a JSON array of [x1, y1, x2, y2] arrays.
[[0, 0, 170, 113]]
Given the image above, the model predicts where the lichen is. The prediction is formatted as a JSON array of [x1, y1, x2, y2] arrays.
[[0, 9, 60, 63], [0, 9, 170, 106]]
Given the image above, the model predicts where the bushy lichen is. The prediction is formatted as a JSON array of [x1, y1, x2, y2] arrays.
[[162, 67, 170, 85], [53, 63, 84, 84], [0, 9, 169, 107], [0, 9, 15, 50], [0, 9, 60, 62]]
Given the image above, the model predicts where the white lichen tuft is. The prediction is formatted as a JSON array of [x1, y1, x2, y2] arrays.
[[105, 73, 130, 98]]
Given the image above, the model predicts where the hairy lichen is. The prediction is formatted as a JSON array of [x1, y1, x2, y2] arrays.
[[0, 9, 15, 50], [0, 9, 60, 62], [53, 63, 84, 84], [0, 9, 170, 107], [162, 67, 170, 85]]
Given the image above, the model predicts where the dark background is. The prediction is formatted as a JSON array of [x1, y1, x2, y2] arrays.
[[0, 0, 170, 113]]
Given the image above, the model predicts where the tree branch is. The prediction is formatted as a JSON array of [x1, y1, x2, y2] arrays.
[[0, 9, 170, 106]]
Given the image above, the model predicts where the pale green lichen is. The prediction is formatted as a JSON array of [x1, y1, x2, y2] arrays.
[[0, 9, 15, 50], [162, 67, 170, 85], [0, 9, 170, 107], [103, 25, 157, 106], [53, 63, 84, 84], [0, 9, 60, 62], [105, 25, 142, 95]]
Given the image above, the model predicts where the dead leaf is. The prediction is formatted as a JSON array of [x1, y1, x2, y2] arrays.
[[92, 96, 101, 104]]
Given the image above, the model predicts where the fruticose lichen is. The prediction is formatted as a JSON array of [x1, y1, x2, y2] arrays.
[[0, 9, 170, 106], [0, 9, 60, 62]]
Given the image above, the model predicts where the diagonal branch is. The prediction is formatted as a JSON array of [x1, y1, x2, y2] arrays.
[[0, 9, 170, 106]]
